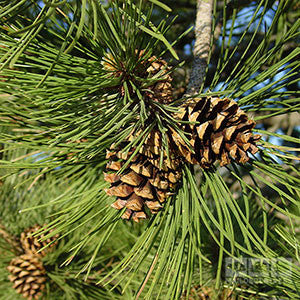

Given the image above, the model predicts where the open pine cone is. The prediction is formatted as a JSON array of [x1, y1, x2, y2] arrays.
[[20, 225, 59, 258], [172, 97, 261, 168], [104, 130, 181, 222], [7, 254, 46, 300], [102, 50, 173, 104]]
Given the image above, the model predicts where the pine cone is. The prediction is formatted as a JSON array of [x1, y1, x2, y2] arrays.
[[7, 254, 46, 300], [20, 225, 59, 258], [104, 130, 181, 222], [172, 97, 261, 168], [144, 55, 173, 104], [102, 50, 173, 104]]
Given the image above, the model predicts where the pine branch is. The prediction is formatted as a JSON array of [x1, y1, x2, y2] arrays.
[[186, 0, 214, 95], [1, 2, 300, 298]]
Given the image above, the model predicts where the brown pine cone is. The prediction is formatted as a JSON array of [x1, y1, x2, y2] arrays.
[[104, 130, 182, 222], [144, 54, 173, 104], [102, 50, 173, 104], [20, 225, 59, 258], [7, 254, 46, 300], [172, 97, 261, 168]]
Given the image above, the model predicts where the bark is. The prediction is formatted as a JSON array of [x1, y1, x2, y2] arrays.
[[186, 0, 214, 96]]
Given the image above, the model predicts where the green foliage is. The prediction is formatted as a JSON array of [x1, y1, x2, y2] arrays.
[[0, 0, 299, 299]]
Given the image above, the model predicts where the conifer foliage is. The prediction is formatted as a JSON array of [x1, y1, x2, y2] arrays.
[[0, 0, 299, 299]]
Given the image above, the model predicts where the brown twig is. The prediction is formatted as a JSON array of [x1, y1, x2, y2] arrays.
[[186, 0, 214, 96]]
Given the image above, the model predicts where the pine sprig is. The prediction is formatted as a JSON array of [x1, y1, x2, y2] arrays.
[[0, 0, 300, 299]]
